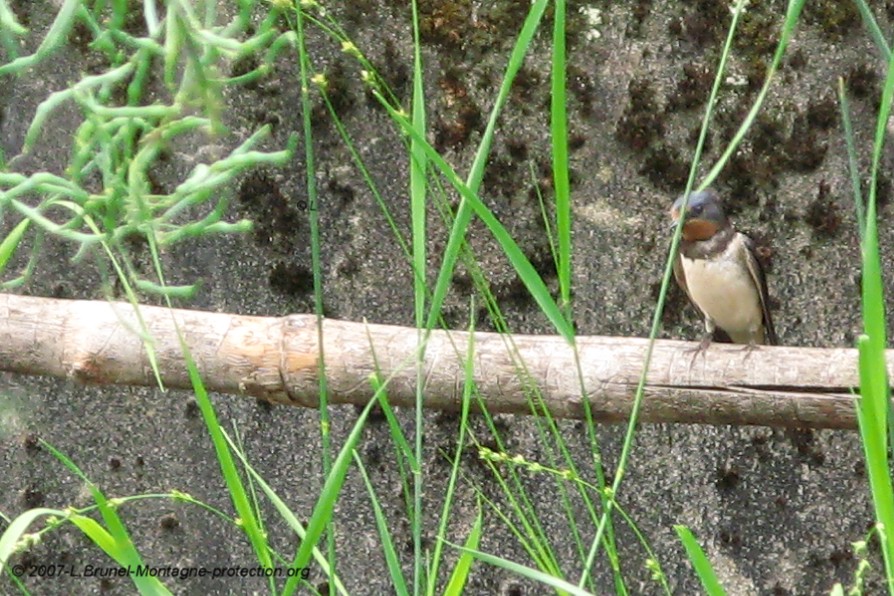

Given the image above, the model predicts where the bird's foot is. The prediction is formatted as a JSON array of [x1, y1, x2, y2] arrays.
[[739, 341, 760, 361], [684, 334, 712, 366]]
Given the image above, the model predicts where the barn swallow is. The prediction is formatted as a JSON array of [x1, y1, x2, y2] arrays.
[[670, 189, 777, 349]]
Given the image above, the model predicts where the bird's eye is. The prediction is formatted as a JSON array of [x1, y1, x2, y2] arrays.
[[691, 204, 703, 215]]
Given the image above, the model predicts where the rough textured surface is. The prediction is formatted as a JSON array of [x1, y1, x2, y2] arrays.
[[1, 1, 892, 594]]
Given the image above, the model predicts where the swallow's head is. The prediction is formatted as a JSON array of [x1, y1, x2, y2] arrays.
[[670, 189, 728, 241]]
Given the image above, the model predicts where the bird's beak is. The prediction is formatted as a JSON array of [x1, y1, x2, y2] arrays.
[[668, 206, 683, 230]]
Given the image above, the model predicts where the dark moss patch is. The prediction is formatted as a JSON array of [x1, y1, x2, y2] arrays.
[[668, 63, 713, 111], [806, 94, 838, 130], [21, 486, 44, 507], [121, 0, 151, 37], [373, 39, 411, 104], [783, 114, 828, 172], [70, 21, 94, 54], [496, 276, 537, 311], [418, 0, 470, 48], [724, 150, 780, 196], [417, 0, 522, 53], [355, 401, 386, 423], [321, 60, 356, 115], [433, 69, 483, 150], [268, 261, 314, 296], [715, 464, 742, 491], [184, 399, 199, 419], [451, 270, 474, 293], [828, 547, 853, 568], [625, 0, 653, 38], [640, 146, 689, 191], [845, 63, 880, 100], [159, 514, 180, 530], [736, 4, 780, 57], [718, 527, 743, 549], [506, 139, 528, 162], [238, 173, 304, 253], [484, 2, 541, 41], [804, 180, 842, 237], [669, 1, 728, 47], [719, 105, 832, 192], [785, 428, 825, 465], [509, 66, 545, 109], [529, 245, 558, 281], [336, 253, 360, 278], [744, 56, 769, 92], [615, 77, 664, 151], [325, 174, 357, 213], [787, 47, 808, 70], [861, 171, 892, 208], [482, 154, 522, 199], [745, 111, 785, 154], [567, 64, 597, 117], [804, 0, 860, 41], [253, 109, 281, 131], [23, 432, 40, 451]]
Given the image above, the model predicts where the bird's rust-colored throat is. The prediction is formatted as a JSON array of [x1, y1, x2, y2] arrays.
[[679, 218, 718, 241]]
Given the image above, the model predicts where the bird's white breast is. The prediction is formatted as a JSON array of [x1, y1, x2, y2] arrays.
[[681, 234, 762, 339]]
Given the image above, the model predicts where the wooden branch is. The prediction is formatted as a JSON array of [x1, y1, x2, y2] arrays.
[[0, 293, 873, 429]]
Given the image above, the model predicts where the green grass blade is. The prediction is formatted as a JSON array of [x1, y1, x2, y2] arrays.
[[700, 0, 806, 188], [428, 305, 477, 594], [550, 0, 571, 315], [366, 374, 416, 519], [39, 442, 171, 595], [450, 543, 593, 596], [291, 3, 336, 577], [377, 99, 573, 340], [854, 12, 894, 589], [674, 526, 726, 596], [409, 2, 428, 593], [853, 0, 891, 60], [0, 508, 67, 573], [584, 0, 750, 580], [423, 0, 548, 332], [175, 338, 274, 589], [409, 0, 427, 325], [221, 431, 347, 595], [354, 452, 410, 596], [837, 79, 865, 241], [442, 506, 483, 596], [282, 395, 378, 594]]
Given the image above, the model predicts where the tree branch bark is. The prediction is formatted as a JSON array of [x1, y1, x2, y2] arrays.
[[0, 293, 871, 429]]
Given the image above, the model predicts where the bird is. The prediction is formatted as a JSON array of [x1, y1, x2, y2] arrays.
[[669, 189, 777, 349]]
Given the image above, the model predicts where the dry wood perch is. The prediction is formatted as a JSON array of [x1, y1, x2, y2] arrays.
[[0, 293, 876, 430]]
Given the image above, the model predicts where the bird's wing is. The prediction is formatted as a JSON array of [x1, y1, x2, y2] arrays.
[[673, 251, 706, 321], [741, 234, 778, 345]]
